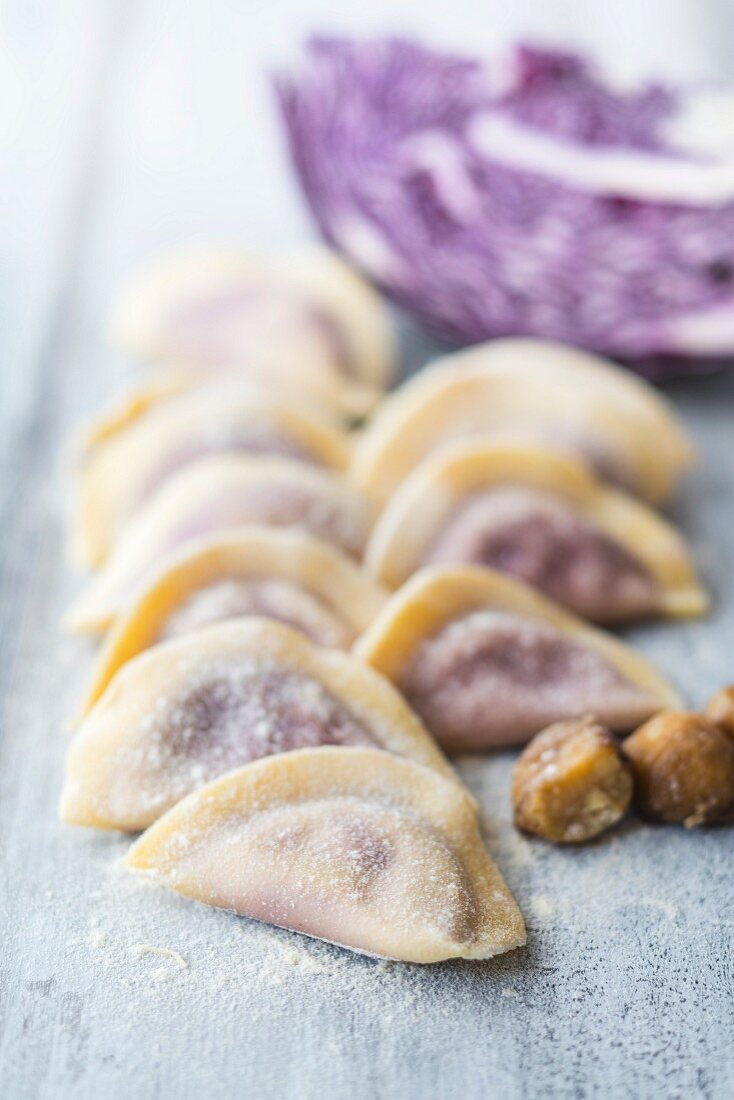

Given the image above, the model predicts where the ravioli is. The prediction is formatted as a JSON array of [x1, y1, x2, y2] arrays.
[[76, 528, 388, 721], [66, 456, 374, 634], [110, 245, 393, 417], [355, 566, 681, 751], [60, 619, 454, 832], [351, 338, 694, 504], [365, 441, 707, 624], [125, 746, 526, 963], [72, 386, 352, 568]]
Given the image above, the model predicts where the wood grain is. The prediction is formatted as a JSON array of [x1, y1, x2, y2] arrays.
[[1, 3, 733, 1097]]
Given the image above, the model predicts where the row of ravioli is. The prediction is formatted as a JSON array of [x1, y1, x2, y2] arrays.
[[61, 244, 702, 964]]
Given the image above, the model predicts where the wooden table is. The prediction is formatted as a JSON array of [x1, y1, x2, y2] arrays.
[[2, 4, 733, 1097]]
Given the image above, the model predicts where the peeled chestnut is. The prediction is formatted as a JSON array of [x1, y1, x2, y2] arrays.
[[512, 716, 633, 844], [623, 711, 734, 827], [705, 686, 734, 742]]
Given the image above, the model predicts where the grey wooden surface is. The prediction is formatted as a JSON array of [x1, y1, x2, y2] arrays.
[[2, 3, 734, 1098]]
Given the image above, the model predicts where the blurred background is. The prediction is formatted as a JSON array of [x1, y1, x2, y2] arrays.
[[2, 0, 734, 427]]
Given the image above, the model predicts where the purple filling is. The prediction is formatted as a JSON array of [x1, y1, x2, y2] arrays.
[[165, 664, 373, 758], [399, 610, 657, 750], [424, 486, 660, 623], [336, 816, 393, 880], [140, 660, 377, 809], [277, 38, 734, 366]]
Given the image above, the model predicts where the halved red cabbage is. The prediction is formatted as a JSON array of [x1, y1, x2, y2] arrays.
[[276, 38, 734, 372]]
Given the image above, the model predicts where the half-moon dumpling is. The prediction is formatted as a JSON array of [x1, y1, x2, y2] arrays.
[[72, 385, 351, 568], [76, 528, 389, 721], [365, 441, 707, 624], [352, 338, 694, 504], [66, 456, 374, 635], [125, 746, 526, 963], [60, 620, 455, 832], [110, 245, 394, 417], [355, 566, 681, 752]]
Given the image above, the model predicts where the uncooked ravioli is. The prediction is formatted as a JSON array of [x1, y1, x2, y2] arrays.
[[60, 618, 453, 831], [125, 746, 526, 963], [365, 440, 707, 624], [110, 245, 394, 417], [399, 609, 663, 750], [355, 566, 681, 751]]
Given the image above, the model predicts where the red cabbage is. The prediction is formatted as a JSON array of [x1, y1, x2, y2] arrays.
[[276, 38, 734, 373]]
